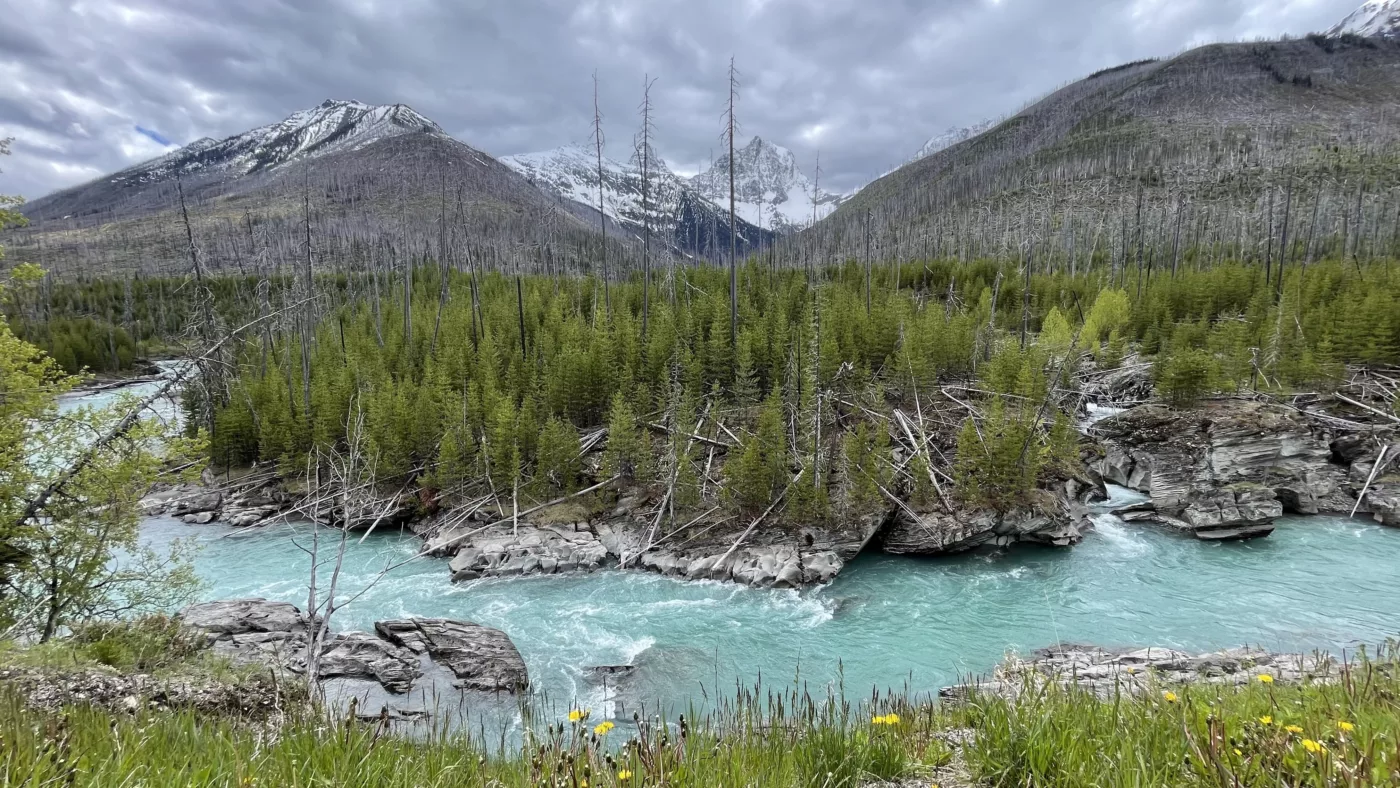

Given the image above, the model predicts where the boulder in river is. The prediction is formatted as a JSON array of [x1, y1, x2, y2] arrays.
[[374, 618, 528, 693]]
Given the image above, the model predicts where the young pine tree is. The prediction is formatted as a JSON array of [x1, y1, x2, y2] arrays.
[[536, 416, 581, 494]]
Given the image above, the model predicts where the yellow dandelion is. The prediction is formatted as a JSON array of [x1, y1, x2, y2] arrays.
[[617, 770, 633, 781], [1338, 721, 1354, 732], [594, 721, 615, 736], [1162, 691, 1179, 703], [1233, 749, 1242, 757], [1256, 674, 1274, 684], [1285, 725, 1303, 735], [1258, 716, 1273, 726], [1302, 739, 1326, 755], [885, 713, 900, 725], [568, 709, 587, 723]]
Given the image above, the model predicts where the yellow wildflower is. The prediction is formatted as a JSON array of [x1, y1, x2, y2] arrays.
[[1302, 739, 1326, 755], [568, 709, 587, 723], [1258, 716, 1273, 726], [617, 770, 633, 781], [1162, 691, 1178, 703], [1338, 721, 1354, 732], [1233, 749, 1242, 757], [885, 713, 900, 725], [1285, 725, 1303, 735], [593, 721, 615, 736], [1256, 674, 1274, 684]]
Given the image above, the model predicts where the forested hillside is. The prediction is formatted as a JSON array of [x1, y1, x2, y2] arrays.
[[806, 36, 1400, 272], [6, 127, 624, 278]]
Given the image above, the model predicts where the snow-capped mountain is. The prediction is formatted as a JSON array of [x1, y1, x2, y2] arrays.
[[1330, 0, 1400, 38], [911, 119, 999, 162], [502, 143, 771, 257], [109, 99, 443, 186], [502, 143, 679, 236], [686, 137, 842, 234]]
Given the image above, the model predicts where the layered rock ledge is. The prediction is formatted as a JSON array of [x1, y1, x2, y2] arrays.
[[1091, 400, 1396, 539], [943, 643, 1337, 701], [178, 599, 527, 697]]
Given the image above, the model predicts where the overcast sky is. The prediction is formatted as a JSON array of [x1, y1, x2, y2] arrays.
[[0, 0, 1364, 201]]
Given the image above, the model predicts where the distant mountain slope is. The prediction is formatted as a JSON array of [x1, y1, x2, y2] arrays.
[[686, 137, 844, 234], [814, 36, 1400, 265], [1331, 0, 1400, 39], [502, 143, 772, 258], [23, 100, 441, 224], [11, 101, 613, 275], [910, 119, 999, 162]]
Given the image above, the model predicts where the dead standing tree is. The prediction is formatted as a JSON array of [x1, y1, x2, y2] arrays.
[[175, 175, 226, 434], [593, 71, 611, 320], [637, 75, 658, 343], [724, 58, 741, 351]]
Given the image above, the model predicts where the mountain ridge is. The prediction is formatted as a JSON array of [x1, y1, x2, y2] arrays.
[[1331, 0, 1400, 39], [686, 136, 844, 234]]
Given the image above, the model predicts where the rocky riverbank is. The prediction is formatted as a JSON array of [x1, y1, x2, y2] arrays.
[[178, 599, 529, 703], [1091, 399, 1398, 540], [144, 374, 1398, 588], [943, 642, 1339, 701]]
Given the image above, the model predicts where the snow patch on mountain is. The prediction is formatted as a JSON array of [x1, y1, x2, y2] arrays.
[[686, 137, 843, 234], [501, 142, 770, 255], [912, 119, 999, 162], [502, 142, 680, 235], [1330, 0, 1400, 38]]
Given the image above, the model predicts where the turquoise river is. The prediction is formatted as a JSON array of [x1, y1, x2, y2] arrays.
[[77, 374, 1400, 723]]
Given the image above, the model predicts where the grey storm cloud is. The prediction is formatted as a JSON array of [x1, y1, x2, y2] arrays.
[[0, 0, 1364, 202]]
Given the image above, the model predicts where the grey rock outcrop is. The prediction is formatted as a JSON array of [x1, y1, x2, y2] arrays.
[[943, 643, 1337, 701], [1092, 401, 1359, 539], [142, 481, 288, 529], [1364, 483, 1400, 526], [447, 522, 608, 580], [433, 494, 886, 589], [179, 598, 309, 668], [882, 477, 1103, 555], [604, 510, 887, 588], [375, 618, 528, 693], [317, 632, 421, 694], [180, 601, 531, 697]]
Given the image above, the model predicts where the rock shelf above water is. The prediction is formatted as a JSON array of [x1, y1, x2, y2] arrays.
[[943, 643, 1338, 701], [178, 599, 528, 697]]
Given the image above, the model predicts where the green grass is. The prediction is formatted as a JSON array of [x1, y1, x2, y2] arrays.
[[957, 645, 1400, 787], [0, 615, 257, 684], [1, 625, 1398, 786]]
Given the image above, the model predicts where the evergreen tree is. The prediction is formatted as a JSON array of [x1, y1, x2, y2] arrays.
[[536, 416, 581, 494]]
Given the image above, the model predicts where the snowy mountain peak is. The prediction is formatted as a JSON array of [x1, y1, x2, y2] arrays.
[[106, 99, 444, 187], [500, 142, 770, 256], [687, 136, 840, 233], [1330, 0, 1400, 38]]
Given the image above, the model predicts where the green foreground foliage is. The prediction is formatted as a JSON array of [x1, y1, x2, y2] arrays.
[[2, 622, 1398, 787], [0, 172, 204, 642]]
